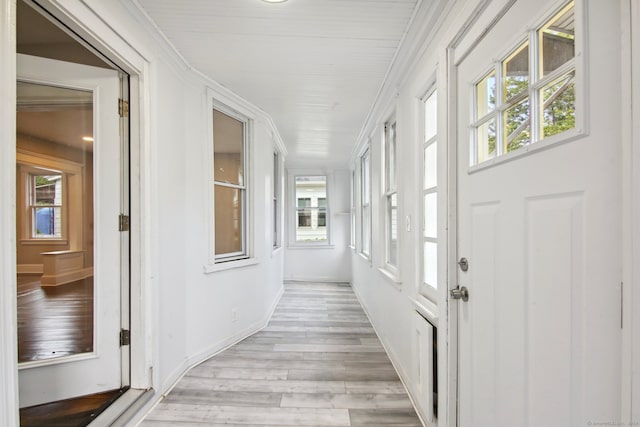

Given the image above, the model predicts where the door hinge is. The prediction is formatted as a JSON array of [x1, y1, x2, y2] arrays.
[[118, 98, 129, 117], [119, 214, 130, 232], [120, 329, 130, 346]]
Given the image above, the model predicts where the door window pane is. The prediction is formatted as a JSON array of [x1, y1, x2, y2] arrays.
[[16, 81, 94, 363], [504, 97, 531, 152], [477, 71, 496, 118], [477, 119, 497, 163], [504, 42, 529, 101], [542, 71, 575, 138], [540, 3, 575, 77]]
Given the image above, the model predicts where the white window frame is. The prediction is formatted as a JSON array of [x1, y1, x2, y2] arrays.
[[288, 172, 332, 247], [205, 92, 256, 271], [420, 87, 439, 303], [383, 116, 399, 274], [16, 151, 81, 246], [273, 150, 281, 250], [359, 147, 371, 258], [469, 0, 586, 170], [349, 170, 356, 249]]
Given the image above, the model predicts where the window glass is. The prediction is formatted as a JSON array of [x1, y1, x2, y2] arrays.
[[31, 173, 63, 238], [540, 3, 575, 77], [385, 121, 397, 192], [424, 92, 438, 141], [295, 176, 327, 243], [213, 107, 247, 260], [471, 1, 576, 166], [424, 142, 437, 189], [504, 42, 529, 101], [504, 97, 531, 152], [477, 71, 496, 118], [388, 192, 398, 266], [214, 186, 243, 255], [213, 110, 244, 186], [542, 71, 575, 138]]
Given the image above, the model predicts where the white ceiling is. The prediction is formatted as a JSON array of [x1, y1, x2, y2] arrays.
[[136, 0, 420, 169]]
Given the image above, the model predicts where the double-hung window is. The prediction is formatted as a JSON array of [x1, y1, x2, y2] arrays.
[[213, 108, 248, 262], [471, 1, 577, 165], [384, 119, 398, 270], [360, 148, 371, 257], [294, 176, 328, 243], [30, 172, 64, 239], [421, 90, 438, 302], [273, 151, 280, 249]]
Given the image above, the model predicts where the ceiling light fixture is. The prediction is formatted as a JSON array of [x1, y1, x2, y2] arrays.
[[261, 0, 288, 3]]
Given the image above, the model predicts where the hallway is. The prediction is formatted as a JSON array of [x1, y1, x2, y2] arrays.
[[140, 282, 422, 426]]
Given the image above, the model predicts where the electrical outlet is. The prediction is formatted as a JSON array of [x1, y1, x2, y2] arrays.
[[231, 308, 238, 322]]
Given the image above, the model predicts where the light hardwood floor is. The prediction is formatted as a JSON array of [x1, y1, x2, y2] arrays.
[[140, 282, 423, 426]]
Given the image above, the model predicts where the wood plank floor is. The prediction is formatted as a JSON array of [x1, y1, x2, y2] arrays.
[[17, 274, 93, 363], [140, 282, 423, 427]]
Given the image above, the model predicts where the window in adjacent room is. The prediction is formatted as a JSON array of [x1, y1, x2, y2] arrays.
[[29, 171, 64, 239], [295, 176, 328, 243]]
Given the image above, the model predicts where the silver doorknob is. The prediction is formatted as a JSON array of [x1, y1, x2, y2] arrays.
[[450, 286, 469, 302]]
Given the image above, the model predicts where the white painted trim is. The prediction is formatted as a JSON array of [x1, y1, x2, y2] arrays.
[[622, 0, 640, 422], [0, 0, 19, 424], [127, 283, 285, 426], [351, 282, 427, 427], [203, 257, 260, 274], [20, 0, 155, 400]]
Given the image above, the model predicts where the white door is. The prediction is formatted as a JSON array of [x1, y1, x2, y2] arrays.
[[17, 54, 124, 407], [455, 1, 621, 426]]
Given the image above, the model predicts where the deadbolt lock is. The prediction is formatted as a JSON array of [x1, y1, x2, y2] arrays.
[[458, 257, 469, 272]]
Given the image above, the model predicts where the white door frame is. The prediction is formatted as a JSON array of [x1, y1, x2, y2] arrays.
[[622, 0, 640, 421], [0, 0, 152, 423], [0, 0, 20, 425]]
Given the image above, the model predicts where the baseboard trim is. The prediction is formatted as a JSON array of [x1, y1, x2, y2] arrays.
[[128, 283, 285, 425]]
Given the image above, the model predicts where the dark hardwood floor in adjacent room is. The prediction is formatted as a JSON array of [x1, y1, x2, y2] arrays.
[[17, 274, 93, 363], [141, 282, 423, 426], [17, 274, 111, 427]]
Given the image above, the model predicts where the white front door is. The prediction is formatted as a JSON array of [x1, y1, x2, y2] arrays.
[[455, 1, 621, 426], [17, 54, 124, 407]]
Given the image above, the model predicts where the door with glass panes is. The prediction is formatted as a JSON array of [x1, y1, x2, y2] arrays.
[[16, 54, 126, 408], [454, 1, 622, 425]]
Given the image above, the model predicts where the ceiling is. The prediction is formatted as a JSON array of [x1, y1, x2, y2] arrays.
[[136, 0, 420, 169]]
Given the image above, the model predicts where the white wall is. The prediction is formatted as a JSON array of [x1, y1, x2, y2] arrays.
[[0, 0, 286, 423], [284, 169, 351, 282]]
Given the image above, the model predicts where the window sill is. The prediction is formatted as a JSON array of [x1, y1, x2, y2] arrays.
[[358, 252, 372, 265], [377, 267, 402, 289], [271, 246, 283, 257], [20, 239, 68, 246], [204, 257, 259, 274], [287, 244, 335, 250], [411, 295, 439, 326], [468, 128, 586, 174]]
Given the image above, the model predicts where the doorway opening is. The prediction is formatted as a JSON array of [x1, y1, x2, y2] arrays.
[[16, 0, 130, 422]]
